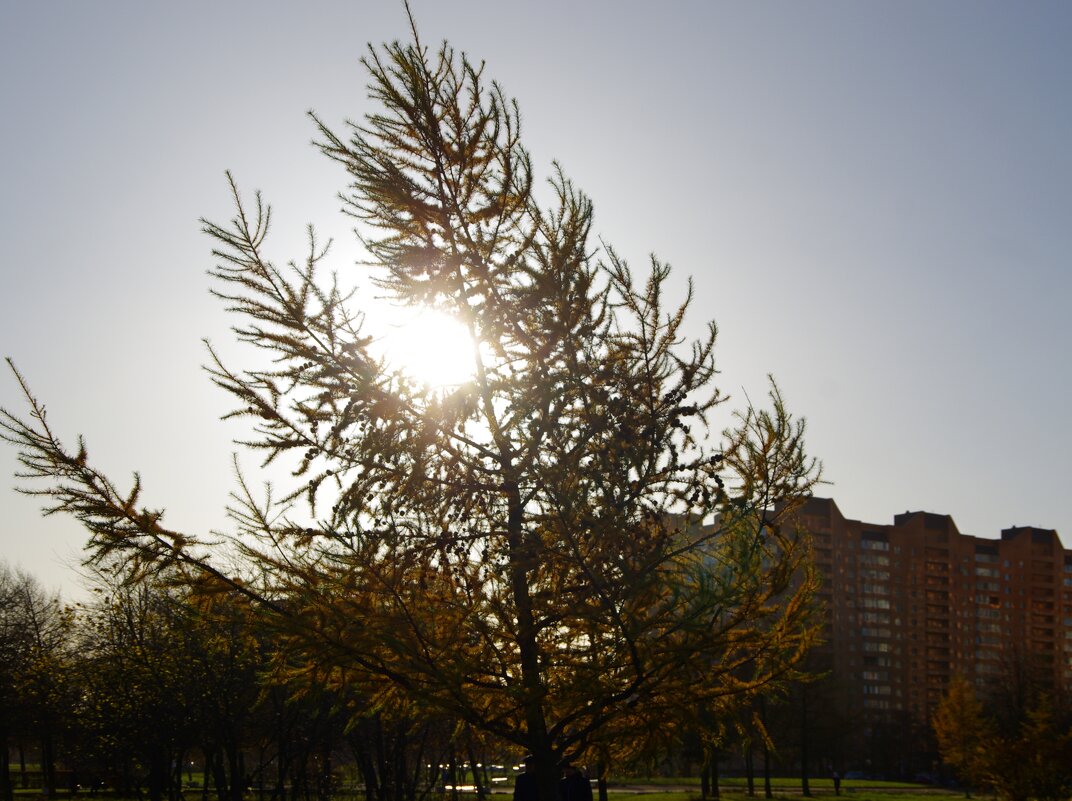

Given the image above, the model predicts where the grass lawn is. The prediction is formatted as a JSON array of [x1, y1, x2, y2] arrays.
[[615, 778, 932, 790], [596, 781, 971, 801], [8, 776, 973, 801], [603, 792, 967, 801], [8, 792, 974, 801]]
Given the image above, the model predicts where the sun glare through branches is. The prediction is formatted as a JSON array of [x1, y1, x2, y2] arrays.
[[373, 308, 478, 389]]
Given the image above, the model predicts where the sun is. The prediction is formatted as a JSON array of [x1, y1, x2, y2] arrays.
[[376, 308, 477, 389]]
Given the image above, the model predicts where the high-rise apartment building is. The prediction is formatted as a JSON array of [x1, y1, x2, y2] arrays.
[[796, 497, 1072, 728]]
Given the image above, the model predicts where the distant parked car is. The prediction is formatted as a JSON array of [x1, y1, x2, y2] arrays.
[[842, 772, 866, 781]]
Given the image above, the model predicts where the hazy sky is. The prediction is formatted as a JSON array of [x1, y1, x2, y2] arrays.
[[2, 2, 1070, 599]]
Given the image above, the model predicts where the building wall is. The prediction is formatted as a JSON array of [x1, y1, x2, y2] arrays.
[[798, 498, 1072, 729]]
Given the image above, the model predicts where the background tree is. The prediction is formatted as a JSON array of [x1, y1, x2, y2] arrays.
[[934, 674, 1072, 801], [181, 587, 263, 801], [933, 676, 989, 793], [76, 571, 201, 801], [1014, 706, 1072, 801], [1, 25, 822, 801], [0, 564, 72, 799], [0, 564, 33, 801]]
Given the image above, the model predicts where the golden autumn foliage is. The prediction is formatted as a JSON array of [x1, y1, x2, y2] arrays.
[[934, 675, 1072, 801]]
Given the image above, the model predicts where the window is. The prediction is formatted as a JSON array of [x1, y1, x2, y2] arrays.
[[861, 554, 891, 567], [862, 569, 890, 581], [861, 627, 892, 638], [863, 641, 891, 653], [861, 531, 887, 553], [861, 612, 890, 624], [862, 539, 890, 552]]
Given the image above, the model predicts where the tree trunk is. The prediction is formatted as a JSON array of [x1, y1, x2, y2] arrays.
[[316, 740, 329, 801], [202, 750, 212, 801], [405, 725, 430, 801], [19, 743, 27, 790], [0, 723, 13, 801], [146, 749, 165, 801], [273, 734, 289, 801], [255, 746, 266, 801], [217, 744, 243, 801], [290, 751, 306, 801], [448, 753, 458, 801], [174, 751, 186, 801], [212, 748, 230, 801], [745, 748, 754, 797], [41, 725, 56, 798], [466, 736, 486, 801], [350, 725, 376, 801], [506, 488, 556, 801], [759, 698, 772, 800], [800, 690, 811, 798], [762, 743, 772, 800], [237, 750, 247, 801]]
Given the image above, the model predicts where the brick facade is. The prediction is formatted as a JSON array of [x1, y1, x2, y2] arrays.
[[798, 497, 1071, 728]]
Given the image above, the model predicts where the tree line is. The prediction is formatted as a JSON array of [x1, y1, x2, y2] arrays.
[[0, 559, 525, 801]]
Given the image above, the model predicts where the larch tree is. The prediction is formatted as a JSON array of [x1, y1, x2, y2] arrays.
[[2, 25, 822, 801]]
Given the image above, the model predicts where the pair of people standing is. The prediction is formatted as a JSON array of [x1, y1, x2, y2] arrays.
[[513, 757, 593, 801]]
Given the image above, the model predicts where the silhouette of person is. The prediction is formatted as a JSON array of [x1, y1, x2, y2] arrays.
[[514, 756, 539, 801], [560, 763, 592, 801]]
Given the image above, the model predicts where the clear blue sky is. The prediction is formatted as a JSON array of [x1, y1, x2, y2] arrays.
[[2, 1, 1070, 599]]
